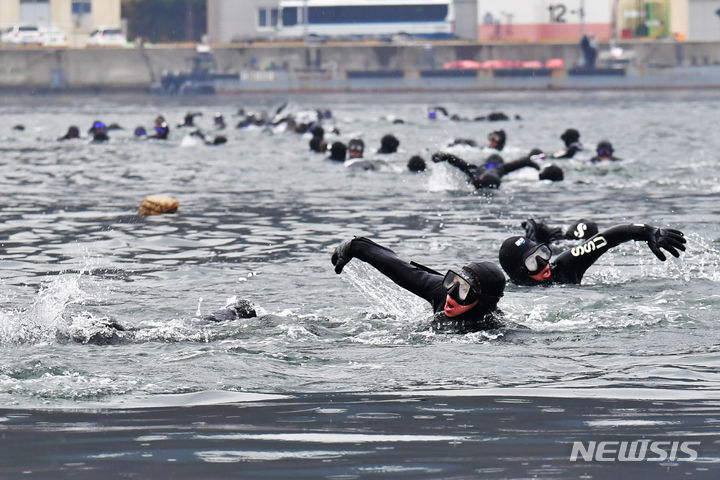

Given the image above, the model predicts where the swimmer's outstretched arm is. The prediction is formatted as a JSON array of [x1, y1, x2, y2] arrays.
[[494, 157, 540, 177], [332, 237, 443, 304], [552, 224, 686, 283], [431, 152, 477, 175]]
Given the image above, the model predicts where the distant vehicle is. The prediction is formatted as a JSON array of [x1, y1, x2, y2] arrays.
[[86, 27, 127, 47], [1, 24, 41, 45], [39, 26, 67, 47], [276, 0, 454, 40]]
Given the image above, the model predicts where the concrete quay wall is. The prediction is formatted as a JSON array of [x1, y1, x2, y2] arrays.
[[2, 41, 720, 91]]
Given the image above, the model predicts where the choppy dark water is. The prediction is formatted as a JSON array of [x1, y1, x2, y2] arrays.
[[1, 91, 719, 410]]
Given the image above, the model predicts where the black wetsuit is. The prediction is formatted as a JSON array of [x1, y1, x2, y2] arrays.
[[345, 237, 502, 333], [553, 142, 582, 159], [547, 224, 665, 284], [434, 152, 540, 189]]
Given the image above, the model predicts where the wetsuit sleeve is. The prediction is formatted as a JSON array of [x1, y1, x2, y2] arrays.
[[495, 158, 540, 177], [552, 144, 581, 159], [440, 153, 479, 175], [346, 237, 444, 304], [433, 152, 484, 186], [553, 224, 655, 283]]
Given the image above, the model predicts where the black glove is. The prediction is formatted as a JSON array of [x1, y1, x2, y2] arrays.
[[331, 239, 355, 274], [521, 218, 563, 244], [647, 228, 686, 261], [431, 152, 448, 163]]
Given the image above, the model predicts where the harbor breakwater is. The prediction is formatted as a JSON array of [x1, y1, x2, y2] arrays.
[[2, 40, 720, 92]]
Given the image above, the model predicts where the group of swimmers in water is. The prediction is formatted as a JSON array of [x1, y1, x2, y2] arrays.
[[56, 112, 230, 145], [318, 107, 684, 335], [34, 103, 681, 339]]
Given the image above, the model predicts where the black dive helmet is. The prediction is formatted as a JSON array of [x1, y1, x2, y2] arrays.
[[444, 261, 506, 311], [499, 236, 552, 285]]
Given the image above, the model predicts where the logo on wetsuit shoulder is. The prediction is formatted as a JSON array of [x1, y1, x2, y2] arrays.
[[571, 236, 608, 257], [515, 238, 526, 247]]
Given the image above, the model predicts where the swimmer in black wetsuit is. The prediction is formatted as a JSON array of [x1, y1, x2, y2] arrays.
[[331, 237, 505, 333], [309, 137, 328, 153], [431, 150, 563, 189], [188, 129, 227, 145], [407, 155, 427, 172], [345, 138, 377, 170], [214, 113, 226, 130], [348, 138, 365, 159], [378, 134, 400, 154], [150, 116, 170, 140], [89, 121, 109, 142], [553, 128, 583, 159], [590, 140, 621, 163], [329, 141, 347, 161], [178, 112, 202, 128], [498, 223, 686, 286], [487, 129, 506, 151], [58, 126, 80, 141], [74, 298, 257, 345]]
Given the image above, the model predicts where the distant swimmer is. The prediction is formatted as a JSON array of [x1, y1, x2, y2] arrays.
[[378, 134, 400, 154], [202, 298, 257, 322], [178, 112, 202, 128], [149, 115, 169, 140], [309, 137, 328, 153], [58, 126, 81, 141], [12, 124, 25, 131], [187, 130, 227, 146], [524, 148, 564, 181], [214, 113, 226, 130], [134, 126, 147, 137], [90, 121, 109, 142], [310, 124, 324, 139], [428, 106, 449, 119], [449, 129, 512, 149], [590, 140, 621, 163], [237, 112, 267, 129], [331, 237, 505, 333], [447, 138, 478, 148], [329, 141, 347, 162], [474, 112, 511, 122], [487, 129, 506, 151], [407, 155, 427, 172], [151, 121, 170, 140], [431, 150, 563, 189], [521, 218, 600, 244], [553, 128, 583, 159], [348, 138, 365, 159], [499, 223, 686, 286], [72, 298, 257, 345]]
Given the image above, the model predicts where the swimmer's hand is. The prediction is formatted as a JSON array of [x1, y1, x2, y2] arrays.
[[432, 152, 455, 163], [647, 228, 686, 261], [522, 218, 563, 244], [331, 239, 354, 274]]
